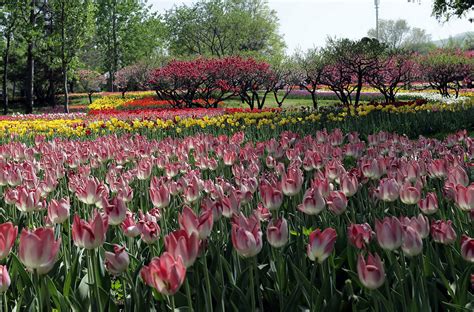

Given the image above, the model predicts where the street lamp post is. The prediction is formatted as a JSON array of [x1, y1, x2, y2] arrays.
[[374, 0, 380, 40]]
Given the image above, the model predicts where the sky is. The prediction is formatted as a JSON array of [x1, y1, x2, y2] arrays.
[[149, 0, 473, 53]]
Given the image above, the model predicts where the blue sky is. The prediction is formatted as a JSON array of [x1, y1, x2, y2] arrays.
[[149, 0, 473, 52]]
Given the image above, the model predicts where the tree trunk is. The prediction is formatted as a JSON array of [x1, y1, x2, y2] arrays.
[[61, 3, 69, 114], [88, 92, 93, 104], [63, 68, 69, 113], [2, 34, 11, 115], [310, 91, 318, 110], [25, 0, 36, 114], [354, 75, 363, 106], [25, 42, 35, 114]]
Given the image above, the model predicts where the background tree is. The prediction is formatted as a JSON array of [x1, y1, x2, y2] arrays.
[[366, 52, 419, 103], [0, 0, 22, 114], [164, 0, 284, 58], [294, 48, 325, 109], [50, 0, 94, 113], [418, 49, 473, 97], [95, 0, 165, 91], [323, 37, 386, 106], [77, 70, 105, 104], [114, 62, 152, 98], [430, 0, 473, 20], [367, 19, 434, 52]]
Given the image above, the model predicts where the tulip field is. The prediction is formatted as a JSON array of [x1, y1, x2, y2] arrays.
[[0, 98, 473, 312]]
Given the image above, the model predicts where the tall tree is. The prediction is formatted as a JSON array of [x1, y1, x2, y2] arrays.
[[95, 0, 164, 91], [50, 0, 94, 113], [367, 19, 434, 52], [165, 0, 284, 58], [0, 0, 22, 114]]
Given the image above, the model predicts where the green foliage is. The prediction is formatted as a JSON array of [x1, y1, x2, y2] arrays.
[[431, 0, 473, 20], [164, 0, 285, 58]]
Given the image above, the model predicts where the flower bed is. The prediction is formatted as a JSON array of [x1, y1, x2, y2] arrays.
[[0, 128, 472, 310]]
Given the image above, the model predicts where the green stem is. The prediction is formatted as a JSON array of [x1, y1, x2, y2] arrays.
[[253, 257, 263, 311], [202, 254, 213, 312], [170, 295, 175, 311], [89, 250, 103, 312], [122, 276, 127, 312], [185, 277, 193, 311], [249, 259, 256, 312], [33, 271, 43, 312]]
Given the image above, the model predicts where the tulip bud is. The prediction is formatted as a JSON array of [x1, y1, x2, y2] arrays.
[[47, 198, 70, 224], [327, 191, 348, 215], [347, 223, 373, 249], [231, 213, 263, 257], [141, 253, 186, 295], [418, 193, 438, 215], [0, 265, 10, 292], [431, 220, 457, 245], [165, 230, 200, 268], [399, 182, 421, 205], [105, 245, 130, 275], [266, 217, 289, 248], [19, 228, 61, 274], [307, 228, 337, 263], [460, 234, 474, 263], [375, 217, 403, 250], [401, 226, 423, 257], [298, 188, 326, 215], [0, 222, 18, 259], [357, 253, 385, 290]]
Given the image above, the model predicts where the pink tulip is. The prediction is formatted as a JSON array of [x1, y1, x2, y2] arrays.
[[0, 222, 17, 259], [75, 177, 108, 206], [0, 265, 10, 292], [431, 220, 457, 245], [178, 206, 213, 240], [400, 214, 430, 239], [231, 213, 263, 257], [340, 174, 358, 197], [184, 177, 201, 204], [222, 192, 240, 218], [298, 187, 326, 215], [401, 226, 423, 256], [105, 245, 130, 275], [357, 253, 385, 289], [137, 219, 161, 244], [14, 186, 43, 212], [256, 203, 272, 222], [72, 211, 109, 249], [259, 184, 283, 211], [454, 184, 474, 211], [375, 217, 403, 250], [121, 211, 141, 238], [281, 167, 304, 196], [137, 159, 152, 180], [447, 165, 469, 187], [307, 228, 337, 263], [428, 159, 448, 178], [347, 223, 373, 249], [47, 198, 70, 224], [460, 235, 474, 263], [418, 193, 438, 215], [376, 178, 399, 202], [165, 230, 200, 268], [105, 197, 127, 226], [399, 182, 421, 205], [19, 227, 60, 274], [361, 159, 384, 180], [149, 177, 171, 209], [327, 191, 348, 215], [141, 252, 186, 295], [266, 217, 289, 248]]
